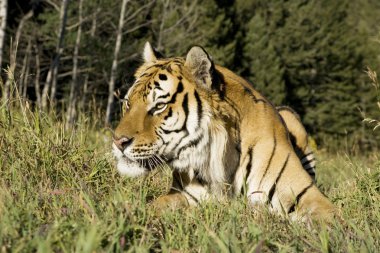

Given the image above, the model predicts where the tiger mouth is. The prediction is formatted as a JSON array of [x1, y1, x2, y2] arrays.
[[121, 154, 165, 171], [112, 143, 166, 172]]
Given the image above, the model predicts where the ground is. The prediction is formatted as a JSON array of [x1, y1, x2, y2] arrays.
[[0, 108, 379, 252]]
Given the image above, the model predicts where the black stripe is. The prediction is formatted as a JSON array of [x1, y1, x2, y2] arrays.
[[258, 136, 277, 187], [172, 172, 184, 190], [177, 81, 184, 93], [301, 152, 314, 159], [243, 86, 267, 104], [302, 157, 316, 166], [154, 81, 163, 90], [194, 90, 202, 125], [175, 132, 204, 156], [183, 189, 200, 204], [157, 93, 170, 99], [267, 153, 290, 204], [223, 97, 242, 121], [276, 106, 299, 116], [245, 147, 253, 182], [150, 63, 163, 69], [167, 81, 184, 104], [164, 107, 173, 120], [139, 72, 155, 78], [210, 69, 226, 99], [241, 147, 253, 194], [166, 64, 173, 73], [156, 130, 170, 145], [159, 93, 189, 134], [160, 127, 182, 134], [194, 170, 207, 186], [236, 143, 241, 153], [287, 182, 314, 214], [182, 93, 189, 129]]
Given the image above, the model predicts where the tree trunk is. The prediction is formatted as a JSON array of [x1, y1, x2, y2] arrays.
[[21, 38, 32, 98], [80, 8, 98, 111], [42, 0, 69, 110], [66, 0, 83, 127], [3, 10, 33, 103], [34, 43, 41, 109], [105, 0, 129, 125], [0, 0, 7, 73]]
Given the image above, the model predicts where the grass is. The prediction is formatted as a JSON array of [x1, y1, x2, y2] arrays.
[[0, 101, 379, 252]]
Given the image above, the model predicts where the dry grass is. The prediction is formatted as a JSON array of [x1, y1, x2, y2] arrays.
[[0, 95, 379, 252], [363, 67, 380, 131]]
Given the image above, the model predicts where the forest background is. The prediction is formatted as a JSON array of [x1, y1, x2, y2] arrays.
[[2, 0, 380, 151]]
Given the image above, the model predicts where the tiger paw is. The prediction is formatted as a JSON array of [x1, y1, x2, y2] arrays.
[[150, 193, 189, 215]]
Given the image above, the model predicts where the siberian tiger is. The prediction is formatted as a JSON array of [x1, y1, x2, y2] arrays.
[[112, 42, 335, 221]]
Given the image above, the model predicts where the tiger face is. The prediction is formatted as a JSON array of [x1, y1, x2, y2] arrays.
[[112, 43, 213, 177]]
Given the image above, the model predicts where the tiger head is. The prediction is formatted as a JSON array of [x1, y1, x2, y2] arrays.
[[113, 42, 224, 177]]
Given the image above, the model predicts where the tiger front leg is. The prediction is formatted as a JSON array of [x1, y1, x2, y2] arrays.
[[151, 170, 209, 213], [151, 192, 189, 212]]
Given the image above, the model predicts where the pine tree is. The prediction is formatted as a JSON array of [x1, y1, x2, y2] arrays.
[[196, 0, 241, 69], [240, 0, 371, 147], [241, 1, 287, 105], [280, 0, 366, 145]]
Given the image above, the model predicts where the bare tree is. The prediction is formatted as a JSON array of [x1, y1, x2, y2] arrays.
[[80, 8, 98, 110], [66, 0, 83, 126], [0, 0, 6, 73], [153, 0, 200, 54], [42, 0, 69, 109], [20, 38, 32, 98], [34, 43, 41, 108], [105, 0, 129, 125], [2, 10, 33, 103]]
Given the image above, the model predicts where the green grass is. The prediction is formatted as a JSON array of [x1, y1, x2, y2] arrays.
[[1, 104, 379, 252]]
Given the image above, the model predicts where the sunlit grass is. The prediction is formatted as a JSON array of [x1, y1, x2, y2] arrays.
[[363, 67, 380, 131], [0, 98, 379, 252]]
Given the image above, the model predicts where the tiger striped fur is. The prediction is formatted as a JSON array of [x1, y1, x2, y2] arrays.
[[277, 106, 317, 181], [112, 42, 335, 221]]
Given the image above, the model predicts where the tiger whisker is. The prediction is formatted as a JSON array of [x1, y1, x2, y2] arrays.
[[153, 155, 162, 166], [155, 154, 167, 170], [149, 157, 156, 170], [149, 158, 155, 170], [151, 154, 162, 170], [147, 158, 152, 170], [151, 156, 159, 169], [155, 154, 166, 165]]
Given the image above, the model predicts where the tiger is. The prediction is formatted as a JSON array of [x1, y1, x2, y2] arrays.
[[112, 42, 335, 221]]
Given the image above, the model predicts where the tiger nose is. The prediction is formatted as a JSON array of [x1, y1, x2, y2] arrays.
[[113, 136, 134, 151]]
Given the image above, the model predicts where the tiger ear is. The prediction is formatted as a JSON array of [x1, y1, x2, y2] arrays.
[[143, 42, 164, 63], [143, 42, 157, 62], [185, 46, 215, 89]]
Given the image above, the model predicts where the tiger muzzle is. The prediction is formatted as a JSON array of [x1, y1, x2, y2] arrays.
[[113, 136, 134, 151]]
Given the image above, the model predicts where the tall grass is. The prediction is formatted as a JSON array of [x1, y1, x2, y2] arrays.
[[363, 67, 380, 131], [1, 78, 379, 252]]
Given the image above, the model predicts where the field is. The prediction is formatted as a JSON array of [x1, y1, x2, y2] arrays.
[[0, 105, 379, 253]]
